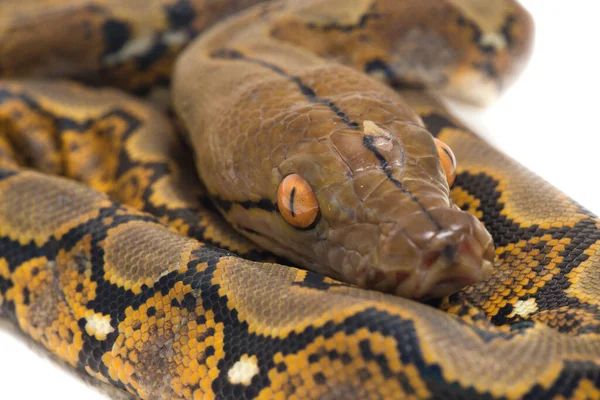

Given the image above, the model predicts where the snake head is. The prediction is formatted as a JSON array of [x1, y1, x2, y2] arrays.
[[174, 39, 494, 299], [270, 118, 494, 299]]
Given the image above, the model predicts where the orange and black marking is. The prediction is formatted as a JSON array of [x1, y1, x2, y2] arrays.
[[1, 0, 599, 399], [0, 84, 274, 263], [1, 86, 599, 398]]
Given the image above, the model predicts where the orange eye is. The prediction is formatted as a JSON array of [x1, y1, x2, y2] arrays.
[[277, 174, 319, 229], [435, 138, 457, 186]]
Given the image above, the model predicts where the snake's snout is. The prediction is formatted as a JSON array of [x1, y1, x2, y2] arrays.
[[365, 207, 495, 299], [416, 230, 494, 299]]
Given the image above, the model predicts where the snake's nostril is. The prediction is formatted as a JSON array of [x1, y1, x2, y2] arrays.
[[441, 244, 457, 261], [422, 244, 457, 270], [416, 235, 493, 299], [422, 239, 461, 270]]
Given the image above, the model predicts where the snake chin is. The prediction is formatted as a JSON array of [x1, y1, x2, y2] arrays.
[[417, 253, 494, 300]]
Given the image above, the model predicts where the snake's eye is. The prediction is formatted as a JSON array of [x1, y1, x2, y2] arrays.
[[277, 174, 319, 229], [435, 138, 457, 186]]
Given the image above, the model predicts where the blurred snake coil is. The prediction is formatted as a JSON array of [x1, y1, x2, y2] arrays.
[[0, 0, 599, 399]]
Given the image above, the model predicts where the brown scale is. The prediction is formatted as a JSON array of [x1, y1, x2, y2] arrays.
[[0, 1, 599, 399]]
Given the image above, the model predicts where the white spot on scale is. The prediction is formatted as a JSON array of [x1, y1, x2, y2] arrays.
[[363, 121, 391, 138], [163, 30, 189, 46], [228, 354, 259, 385], [363, 121, 394, 152], [102, 30, 190, 67], [103, 35, 155, 66], [480, 32, 507, 51], [85, 313, 114, 340], [373, 137, 393, 152], [510, 298, 538, 318]]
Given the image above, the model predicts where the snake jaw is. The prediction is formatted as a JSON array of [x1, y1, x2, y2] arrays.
[[355, 203, 496, 299], [412, 223, 495, 299], [352, 229, 494, 299], [415, 235, 494, 299]]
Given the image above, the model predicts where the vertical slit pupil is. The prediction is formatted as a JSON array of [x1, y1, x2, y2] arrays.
[[290, 186, 296, 217], [442, 146, 456, 169]]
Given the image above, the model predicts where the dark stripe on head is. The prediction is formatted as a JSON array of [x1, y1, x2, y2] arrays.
[[211, 48, 360, 130], [363, 135, 443, 230]]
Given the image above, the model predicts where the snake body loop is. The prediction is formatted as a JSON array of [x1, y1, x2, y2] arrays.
[[0, 1, 599, 399]]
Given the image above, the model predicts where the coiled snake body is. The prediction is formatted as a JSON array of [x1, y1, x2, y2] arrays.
[[0, 1, 599, 399]]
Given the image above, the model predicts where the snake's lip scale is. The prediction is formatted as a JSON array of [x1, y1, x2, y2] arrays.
[[417, 245, 495, 300]]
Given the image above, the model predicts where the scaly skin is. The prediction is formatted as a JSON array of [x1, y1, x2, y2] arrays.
[[1, 0, 599, 399], [173, 0, 500, 297]]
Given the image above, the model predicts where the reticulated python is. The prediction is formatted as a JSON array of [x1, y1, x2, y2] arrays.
[[0, 0, 599, 399]]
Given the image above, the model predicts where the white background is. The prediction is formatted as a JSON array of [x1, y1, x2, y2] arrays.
[[1, 1, 599, 398]]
